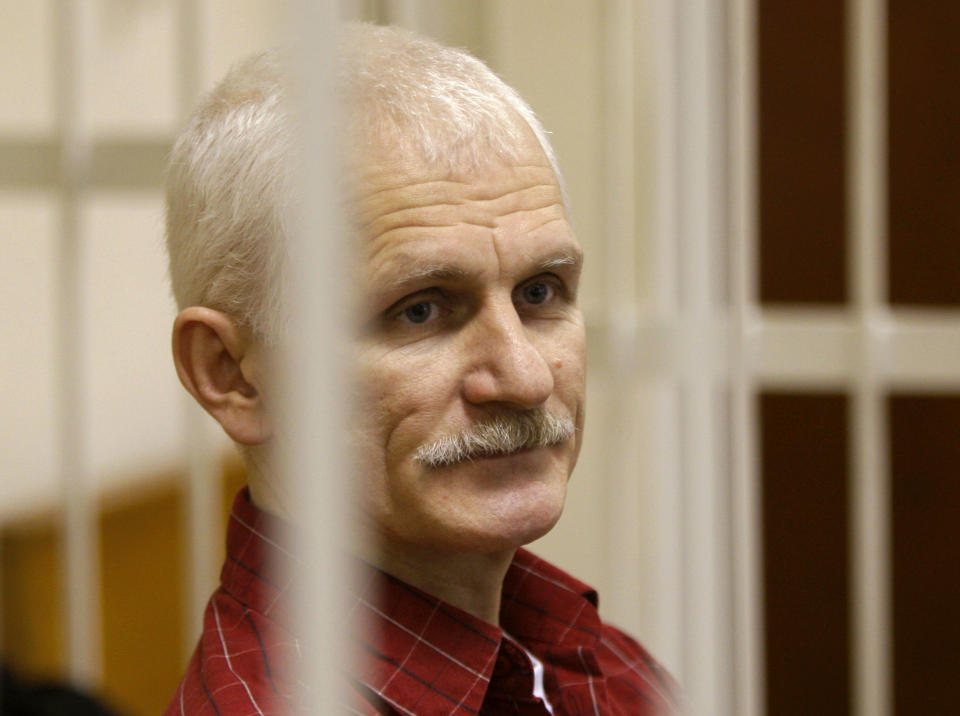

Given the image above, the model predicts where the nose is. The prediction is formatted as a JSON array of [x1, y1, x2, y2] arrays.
[[460, 300, 554, 409]]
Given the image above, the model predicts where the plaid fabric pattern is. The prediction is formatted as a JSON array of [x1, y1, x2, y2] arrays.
[[166, 489, 681, 715]]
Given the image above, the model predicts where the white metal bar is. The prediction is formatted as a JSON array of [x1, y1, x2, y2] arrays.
[[652, 0, 681, 317], [586, 309, 960, 387], [676, 1, 734, 713], [287, 2, 351, 711], [752, 311, 960, 388], [883, 315, 960, 387], [602, 0, 637, 345], [54, 0, 101, 688], [728, 0, 763, 713], [848, 1, 892, 715], [647, 0, 685, 678], [753, 310, 860, 387], [175, 0, 221, 654], [600, 0, 646, 637]]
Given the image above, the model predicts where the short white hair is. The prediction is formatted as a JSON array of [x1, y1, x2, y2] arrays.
[[165, 23, 563, 344]]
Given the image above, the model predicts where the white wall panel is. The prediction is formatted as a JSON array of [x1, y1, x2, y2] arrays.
[[80, 192, 184, 489], [205, 0, 288, 91], [0, 1, 55, 134], [0, 193, 60, 519], [88, 0, 178, 134]]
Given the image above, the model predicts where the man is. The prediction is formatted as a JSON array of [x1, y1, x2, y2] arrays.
[[165, 23, 678, 715]]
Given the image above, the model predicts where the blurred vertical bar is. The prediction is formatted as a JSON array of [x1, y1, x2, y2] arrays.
[[175, 0, 220, 651], [650, 0, 684, 675], [848, 1, 891, 715], [287, 2, 350, 711], [728, 0, 763, 713], [54, 0, 101, 688], [677, 1, 733, 713], [600, 0, 643, 639]]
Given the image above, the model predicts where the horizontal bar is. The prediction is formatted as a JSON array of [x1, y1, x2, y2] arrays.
[[0, 137, 171, 189], [754, 310, 960, 388], [751, 310, 858, 386], [584, 308, 960, 389]]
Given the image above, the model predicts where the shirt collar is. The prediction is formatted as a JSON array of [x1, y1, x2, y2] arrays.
[[501, 549, 603, 651]]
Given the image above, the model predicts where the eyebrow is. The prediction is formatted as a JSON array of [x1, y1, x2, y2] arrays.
[[375, 248, 583, 299], [537, 251, 582, 271], [378, 265, 471, 297]]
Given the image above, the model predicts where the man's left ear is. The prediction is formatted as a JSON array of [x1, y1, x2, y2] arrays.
[[171, 307, 272, 445]]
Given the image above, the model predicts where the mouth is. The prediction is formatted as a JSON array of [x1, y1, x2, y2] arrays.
[[474, 445, 535, 460], [428, 445, 548, 470]]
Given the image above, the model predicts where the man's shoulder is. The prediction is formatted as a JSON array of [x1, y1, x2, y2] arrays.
[[164, 589, 297, 716]]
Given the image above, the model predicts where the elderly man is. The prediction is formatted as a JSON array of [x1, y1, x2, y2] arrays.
[[164, 23, 678, 715]]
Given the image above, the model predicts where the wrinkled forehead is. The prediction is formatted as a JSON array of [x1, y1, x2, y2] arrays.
[[348, 163, 570, 269], [350, 164, 578, 313], [343, 119, 563, 225]]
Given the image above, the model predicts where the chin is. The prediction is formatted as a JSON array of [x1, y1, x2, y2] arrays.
[[450, 485, 568, 554]]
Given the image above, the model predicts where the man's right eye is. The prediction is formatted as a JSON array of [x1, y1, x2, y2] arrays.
[[399, 301, 436, 324]]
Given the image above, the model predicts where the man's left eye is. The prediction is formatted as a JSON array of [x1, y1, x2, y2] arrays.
[[520, 281, 553, 305], [399, 301, 436, 324]]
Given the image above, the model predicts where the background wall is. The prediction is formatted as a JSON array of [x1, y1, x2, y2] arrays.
[[0, 0, 288, 519], [5, 3, 959, 716]]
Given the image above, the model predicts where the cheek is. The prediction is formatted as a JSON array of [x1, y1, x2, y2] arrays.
[[355, 346, 458, 460], [550, 331, 586, 394], [548, 330, 586, 439]]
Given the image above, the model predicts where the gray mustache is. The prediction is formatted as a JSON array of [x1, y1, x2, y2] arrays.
[[414, 409, 576, 469]]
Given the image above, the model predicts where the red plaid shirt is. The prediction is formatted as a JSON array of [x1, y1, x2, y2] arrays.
[[166, 489, 680, 715]]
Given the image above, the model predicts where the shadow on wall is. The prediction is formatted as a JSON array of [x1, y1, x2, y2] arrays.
[[2, 663, 123, 716]]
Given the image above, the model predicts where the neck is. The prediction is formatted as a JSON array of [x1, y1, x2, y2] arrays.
[[245, 453, 294, 522], [245, 464, 516, 624], [362, 539, 516, 625]]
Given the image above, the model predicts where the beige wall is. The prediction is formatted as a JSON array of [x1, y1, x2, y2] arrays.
[[0, 1, 286, 519]]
